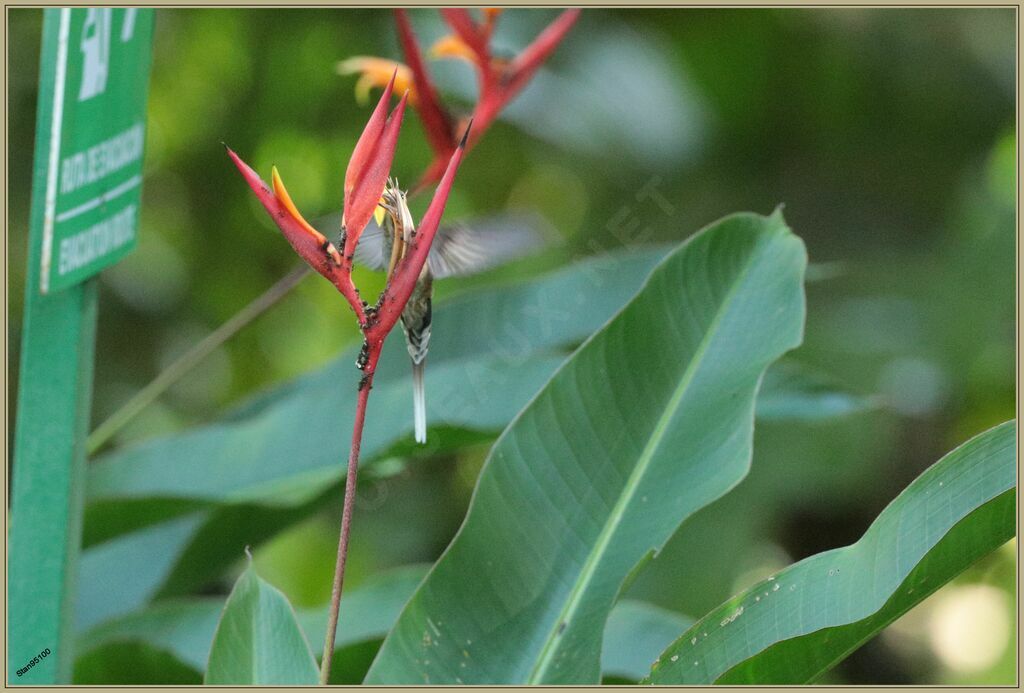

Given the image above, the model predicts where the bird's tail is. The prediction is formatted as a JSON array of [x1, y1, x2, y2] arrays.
[[412, 361, 427, 444]]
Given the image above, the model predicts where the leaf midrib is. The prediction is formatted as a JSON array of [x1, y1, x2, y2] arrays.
[[526, 238, 767, 683]]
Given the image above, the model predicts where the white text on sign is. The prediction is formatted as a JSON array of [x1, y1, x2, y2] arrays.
[[59, 122, 144, 195], [58, 204, 136, 276]]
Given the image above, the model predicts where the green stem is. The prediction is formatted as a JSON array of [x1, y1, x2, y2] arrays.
[[86, 264, 310, 456]]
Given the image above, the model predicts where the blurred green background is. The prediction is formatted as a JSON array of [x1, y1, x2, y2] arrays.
[[8, 7, 1016, 685]]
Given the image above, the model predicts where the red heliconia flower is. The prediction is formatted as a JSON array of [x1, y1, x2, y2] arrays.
[[225, 15, 569, 681], [225, 72, 468, 349], [340, 8, 580, 192]]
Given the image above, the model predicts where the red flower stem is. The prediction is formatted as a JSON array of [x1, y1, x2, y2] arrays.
[[394, 9, 456, 158], [338, 258, 368, 328], [507, 8, 581, 94], [440, 8, 489, 64], [319, 341, 382, 684]]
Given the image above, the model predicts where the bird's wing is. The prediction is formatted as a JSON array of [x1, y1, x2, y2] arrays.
[[352, 220, 389, 271], [333, 211, 554, 277], [308, 211, 391, 271], [427, 212, 553, 279]]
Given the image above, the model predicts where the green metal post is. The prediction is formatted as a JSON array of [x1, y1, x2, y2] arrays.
[[8, 12, 96, 682]]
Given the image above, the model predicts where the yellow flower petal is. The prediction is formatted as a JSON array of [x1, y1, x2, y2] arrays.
[[482, 8, 503, 29], [337, 56, 416, 105], [430, 34, 479, 65], [271, 166, 326, 244]]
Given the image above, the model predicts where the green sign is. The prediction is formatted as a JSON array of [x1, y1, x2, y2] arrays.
[[9, 8, 154, 684], [39, 7, 154, 293]]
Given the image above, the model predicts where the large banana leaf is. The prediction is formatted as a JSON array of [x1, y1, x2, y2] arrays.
[[646, 420, 1016, 685], [365, 211, 807, 684]]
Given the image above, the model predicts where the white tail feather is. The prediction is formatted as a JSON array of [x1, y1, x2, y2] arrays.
[[412, 361, 427, 444]]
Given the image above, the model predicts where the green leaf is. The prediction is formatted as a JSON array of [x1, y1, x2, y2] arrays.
[[646, 420, 1016, 685], [365, 211, 807, 684], [601, 600, 694, 682], [75, 512, 208, 631], [204, 564, 319, 684], [74, 641, 203, 685]]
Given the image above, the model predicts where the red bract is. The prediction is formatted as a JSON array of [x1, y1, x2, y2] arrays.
[[372, 125, 468, 341], [344, 8, 580, 192], [394, 9, 455, 158], [226, 84, 468, 348], [343, 71, 397, 231], [493, 8, 582, 121], [344, 80, 408, 259], [439, 8, 490, 64]]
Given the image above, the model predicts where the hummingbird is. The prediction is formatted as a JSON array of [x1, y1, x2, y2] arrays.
[[351, 177, 548, 444]]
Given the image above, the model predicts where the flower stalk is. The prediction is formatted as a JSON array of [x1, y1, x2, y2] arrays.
[[226, 72, 469, 684], [319, 344, 376, 685]]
